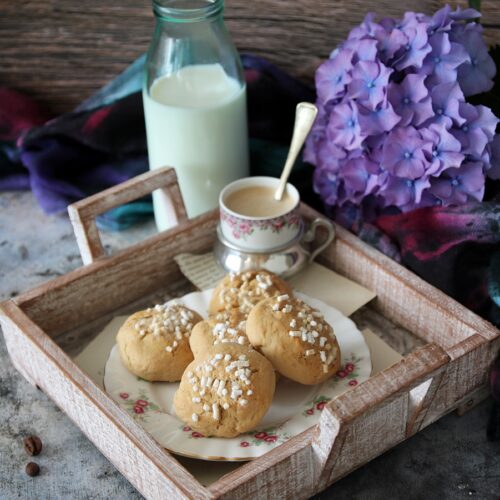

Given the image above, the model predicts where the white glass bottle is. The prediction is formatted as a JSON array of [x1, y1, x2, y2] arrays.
[[143, 0, 249, 231]]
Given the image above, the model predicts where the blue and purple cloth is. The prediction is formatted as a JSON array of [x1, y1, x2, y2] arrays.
[[1, 51, 500, 436]]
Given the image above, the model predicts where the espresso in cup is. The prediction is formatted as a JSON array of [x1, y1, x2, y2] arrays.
[[224, 186, 295, 218]]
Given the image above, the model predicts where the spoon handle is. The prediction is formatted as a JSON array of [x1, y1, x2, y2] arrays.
[[274, 102, 318, 201]]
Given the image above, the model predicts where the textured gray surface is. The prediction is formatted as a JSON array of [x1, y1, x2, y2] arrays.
[[0, 191, 499, 499]]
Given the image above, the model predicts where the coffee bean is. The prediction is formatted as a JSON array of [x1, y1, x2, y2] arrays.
[[25, 462, 40, 477], [23, 436, 42, 456]]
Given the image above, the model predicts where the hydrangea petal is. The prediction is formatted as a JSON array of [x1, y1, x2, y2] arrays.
[[454, 28, 496, 96], [421, 124, 464, 175], [381, 127, 433, 179], [344, 39, 379, 62], [383, 176, 431, 208], [429, 82, 466, 127], [430, 161, 485, 205], [358, 101, 401, 135], [422, 33, 469, 85], [327, 102, 365, 151], [449, 7, 481, 21], [349, 61, 392, 108], [315, 50, 354, 103], [376, 28, 407, 62], [451, 102, 499, 158], [388, 73, 434, 127], [427, 5, 453, 34], [487, 135, 500, 180], [395, 23, 432, 70], [348, 12, 382, 39]]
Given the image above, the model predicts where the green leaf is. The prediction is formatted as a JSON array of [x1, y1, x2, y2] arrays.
[[468, 0, 481, 11]]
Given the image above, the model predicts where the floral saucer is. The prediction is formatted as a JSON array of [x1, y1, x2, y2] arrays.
[[104, 290, 371, 461]]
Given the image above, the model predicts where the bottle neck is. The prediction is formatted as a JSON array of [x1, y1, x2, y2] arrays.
[[153, 0, 223, 23]]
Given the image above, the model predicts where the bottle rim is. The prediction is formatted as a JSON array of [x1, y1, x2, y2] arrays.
[[153, 0, 223, 22]]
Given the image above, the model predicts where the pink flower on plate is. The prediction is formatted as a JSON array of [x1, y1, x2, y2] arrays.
[[272, 220, 285, 230], [191, 431, 204, 438], [316, 401, 327, 411], [119, 392, 129, 399], [337, 370, 347, 378], [136, 399, 149, 407], [349, 379, 358, 386], [264, 435, 278, 443], [306, 408, 314, 416], [183, 426, 191, 432], [133, 405, 144, 414], [345, 363, 355, 373], [254, 432, 268, 440], [240, 441, 250, 447]]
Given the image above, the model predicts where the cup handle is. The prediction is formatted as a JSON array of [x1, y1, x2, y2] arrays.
[[302, 218, 335, 262]]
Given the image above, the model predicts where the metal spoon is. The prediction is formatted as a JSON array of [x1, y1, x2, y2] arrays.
[[274, 102, 318, 201]]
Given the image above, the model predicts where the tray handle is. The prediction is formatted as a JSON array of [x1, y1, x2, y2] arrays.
[[67, 167, 187, 265], [312, 342, 450, 490]]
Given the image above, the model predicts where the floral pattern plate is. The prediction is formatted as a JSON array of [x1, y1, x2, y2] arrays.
[[104, 290, 371, 461]]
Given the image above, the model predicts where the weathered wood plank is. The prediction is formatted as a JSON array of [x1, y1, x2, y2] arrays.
[[68, 167, 187, 264], [418, 334, 500, 429], [313, 343, 449, 490]]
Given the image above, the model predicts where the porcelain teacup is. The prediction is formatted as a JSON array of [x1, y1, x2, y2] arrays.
[[219, 176, 304, 251]]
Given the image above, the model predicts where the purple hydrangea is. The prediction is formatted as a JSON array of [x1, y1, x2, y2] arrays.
[[388, 73, 434, 126], [306, 5, 499, 215]]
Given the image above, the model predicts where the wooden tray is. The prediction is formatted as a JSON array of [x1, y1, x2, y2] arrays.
[[1, 167, 498, 499]]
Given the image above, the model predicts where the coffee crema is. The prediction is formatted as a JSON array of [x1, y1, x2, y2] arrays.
[[224, 185, 296, 218]]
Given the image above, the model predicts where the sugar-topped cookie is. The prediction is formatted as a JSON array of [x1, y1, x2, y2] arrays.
[[116, 303, 202, 382], [246, 294, 341, 385], [189, 309, 249, 358], [209, 270, 293, 314], [173, 344, 275, 437]]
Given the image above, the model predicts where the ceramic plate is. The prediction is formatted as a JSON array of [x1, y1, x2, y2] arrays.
[[104, 290, 371, 461]]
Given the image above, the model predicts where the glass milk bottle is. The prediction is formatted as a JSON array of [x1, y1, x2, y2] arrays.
[[143, 0, 249, 231]]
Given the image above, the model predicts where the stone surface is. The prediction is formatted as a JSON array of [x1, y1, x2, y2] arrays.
[[0, 191, 499, 499]]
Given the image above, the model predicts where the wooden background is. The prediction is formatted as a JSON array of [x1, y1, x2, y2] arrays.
[[0, 0, 498, 114]]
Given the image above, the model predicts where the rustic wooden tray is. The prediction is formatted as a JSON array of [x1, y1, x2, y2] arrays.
[[1, 167, 499, 499]]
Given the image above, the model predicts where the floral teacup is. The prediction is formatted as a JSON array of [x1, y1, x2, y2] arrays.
[[219, 176, 301, 251]]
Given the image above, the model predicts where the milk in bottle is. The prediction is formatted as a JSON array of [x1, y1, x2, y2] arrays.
[[143, 63, 248, 230]]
